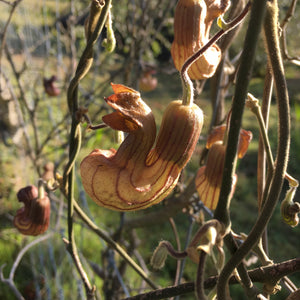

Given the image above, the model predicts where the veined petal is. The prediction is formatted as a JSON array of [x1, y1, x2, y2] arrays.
[[195, 141, 237, 209], [238, 129, 253, 158], [207, 125, 252, 158], [81, 85, 203, 211], [206, 124, 226, 148], [171, 0, 228, 80], [14, 186, 50, 236]]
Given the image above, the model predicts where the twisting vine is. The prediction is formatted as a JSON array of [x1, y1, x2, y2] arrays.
[[63, 1, 111, 299], [216, 0, 291, 298]]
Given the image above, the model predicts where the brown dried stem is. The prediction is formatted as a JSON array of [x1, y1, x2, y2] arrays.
[[123, 258, 300, 300]]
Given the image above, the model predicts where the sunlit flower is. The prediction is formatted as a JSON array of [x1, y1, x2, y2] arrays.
[[14, 185, 50, 236], [171, 0, 230, 80], [195, 125, 252, 209], [207, 124, 252, 159], [80, 83, 203, 211]]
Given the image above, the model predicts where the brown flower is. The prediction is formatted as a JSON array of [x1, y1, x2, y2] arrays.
[[171, 0, 230, 80], [139, 70, 158, 92], [43, 76, 60, 97], [14, 185, 50, 236], [80, 83, 203, 211], [207, 125, 252, 158], [195, 125, 252, 209]]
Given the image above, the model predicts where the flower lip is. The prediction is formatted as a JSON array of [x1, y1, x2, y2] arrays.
[[102, 83, 155, 133], [206, 124, 252, 158]]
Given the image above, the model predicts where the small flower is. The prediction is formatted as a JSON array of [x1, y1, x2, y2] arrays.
[[281, 186, 299, 227], [186, 219, 224, 263], [42, 162, 55, 182], [138, 70, 157, 92], [14, 185, 50, 236], [151, 240, 188, 270], [195, 125, 252, 209], [43, 76, 60, 97], [80, 83, 203, 211], [171, 0, 230, 80]]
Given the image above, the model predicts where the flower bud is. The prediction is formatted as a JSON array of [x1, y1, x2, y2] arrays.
[[14, 185, 50, 236], [42, 162, 55, 182], [151, 240, 187, 269], [102, 9, 116, 53], [150, 241, 170, 270], [281, 187, 299, 227]]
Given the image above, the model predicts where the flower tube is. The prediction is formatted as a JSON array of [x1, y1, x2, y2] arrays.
[[80, 83, 203, 211], [171, 0, 230, 80], [196, 125, 252, 209], [14, 185, 51, 236], [196, 141, 237, 210]]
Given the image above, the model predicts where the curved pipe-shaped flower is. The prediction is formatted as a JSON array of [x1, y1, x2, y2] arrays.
[[80, 84, 203, 211], [196, 142, 237, 210], [195, 125, 252, 209], [14, 185, 51, 236], [171, 0, 230, 80]]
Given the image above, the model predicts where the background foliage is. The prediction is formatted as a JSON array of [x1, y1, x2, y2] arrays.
[[0, 0, 300, 299]]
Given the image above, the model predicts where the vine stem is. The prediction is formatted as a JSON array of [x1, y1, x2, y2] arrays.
[[180, 1, 251, 106], [63, 1, 112, 299], [213, 0, 267, 230], [122, 258, 300, 300], [195, 251, 207, 300], [247, 93, 299, 189], [216, 0, 291, 298]]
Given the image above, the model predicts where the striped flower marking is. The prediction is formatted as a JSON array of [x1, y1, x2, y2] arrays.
[[171, 0, 230, 80], [80, 83, 203, 211], [14, 185, 51, 236], [195, 125, 252, 210]]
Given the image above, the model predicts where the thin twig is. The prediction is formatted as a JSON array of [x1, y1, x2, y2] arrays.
[[0, 0, 22, 71], [0, 233, 53, 300], [72, 200, 158, 290], [168, 217, 182, 290], [63, 1, 112, 299], [280, 0, 300, 65], [123, 258, 300, 300]]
